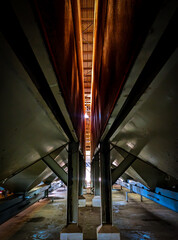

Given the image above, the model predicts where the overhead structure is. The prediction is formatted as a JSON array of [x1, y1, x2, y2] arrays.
[[91, 0, 178, 187], [0, 0, 85, 192], [0, 0, 178, 239], [80, 0, 95, 159]]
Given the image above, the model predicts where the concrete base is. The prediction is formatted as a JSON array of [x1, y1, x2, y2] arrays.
[[60, 223, 83, 240], [92, 196, 101, 207], [97, 224, 120, 240], [78, 195, 86, 207]]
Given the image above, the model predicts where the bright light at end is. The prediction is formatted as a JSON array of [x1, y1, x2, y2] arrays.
[[85, 151, 91, 186], [85, 169, 91, 185], [85, 113, 89, 118]]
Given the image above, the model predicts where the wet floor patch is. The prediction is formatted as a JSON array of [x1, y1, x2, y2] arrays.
[[121, 230, 154, 240], [1, 189, 178, 240], [32, 230, 50, 240], [27, 217, 45, 222]]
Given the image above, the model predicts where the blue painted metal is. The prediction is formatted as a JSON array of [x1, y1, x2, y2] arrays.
[[118, 180, 178, 212], [155, 187, 178, 201], [0, 185, 49, 224], [86, 162, 90, 167], [127, 180, 149, 190]]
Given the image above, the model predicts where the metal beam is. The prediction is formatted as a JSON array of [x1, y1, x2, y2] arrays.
[[111, 144, 177, 189], [82, 23, 93, 34], [100, 141, 112, 224], [83, 59, 92, 62], [81, 18, 94, 21], [93, 153, 100, 196], [111, 144, 128, 158], [81, 7, 94, 10], [78, 152, 85, 196], [112, 154, 136, 185], [118, 180, 178, 212], [67, 142, 79, 224], [42, 156, 68, 186], [83, 67, 92, 70], [83, 50, 93, 53], [0, 2, 74, 141], [104, 11, 177, 141], [0, 144, 67, 184]]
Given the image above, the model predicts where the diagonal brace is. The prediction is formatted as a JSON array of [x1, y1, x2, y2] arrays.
[[112, 153, 136, 185], [42, 156, 68, 186]]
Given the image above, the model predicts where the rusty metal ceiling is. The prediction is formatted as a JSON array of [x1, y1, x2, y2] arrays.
[[80, 0, 95, 156]]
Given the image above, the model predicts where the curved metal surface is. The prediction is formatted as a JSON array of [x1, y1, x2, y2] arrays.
[[11, 0, 78, 143], [1, 147, 68, 193], [101, 0, 177, 142], [2, 161, 47, 193], [0, 34, 67, 185], [0, 0, 177, 195], [91, 0, 161, 156], [111, 50, 178, 180], [111, 147, 177, 190], [33, 0, 85, 152]]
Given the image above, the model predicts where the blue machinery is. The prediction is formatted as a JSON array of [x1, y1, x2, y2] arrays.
[[117, 180, 178, 212], [0, 184, 49, 224]]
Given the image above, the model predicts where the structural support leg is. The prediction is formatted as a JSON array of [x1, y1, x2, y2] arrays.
[[42, 155, 68, 186], [111, 154, 136, 185], [60, 142, 83, 240], [78, 152, 86, 207], [92, 153, 101, 207], [97, 141, 120, 240], [91, 161, 94, 194]]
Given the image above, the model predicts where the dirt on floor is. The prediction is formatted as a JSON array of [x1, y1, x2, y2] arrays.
[[0, 188, 177, 240]]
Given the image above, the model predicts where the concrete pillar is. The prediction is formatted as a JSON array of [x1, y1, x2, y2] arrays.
[[60, 142, 83, 240], [97, 141, 120, 240], [78, 152, 86, 207], [92, 153, 101, 207]]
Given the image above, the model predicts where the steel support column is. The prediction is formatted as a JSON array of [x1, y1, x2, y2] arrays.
[[94, 153, 100, 196], [91, 161, 94, 193], [79, 152, 85, 196], [67, 142, 79, 224], [100, 141, 112, 224]]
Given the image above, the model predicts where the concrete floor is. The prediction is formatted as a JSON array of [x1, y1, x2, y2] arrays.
[[0, 188, 177, 240]]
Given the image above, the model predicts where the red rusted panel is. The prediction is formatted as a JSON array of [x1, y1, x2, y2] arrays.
[[91, 0, 161, 156], [33, 0, 85, 152]]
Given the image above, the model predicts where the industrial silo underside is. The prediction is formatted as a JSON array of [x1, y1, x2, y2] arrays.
[[0, 0, 178, 239]]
